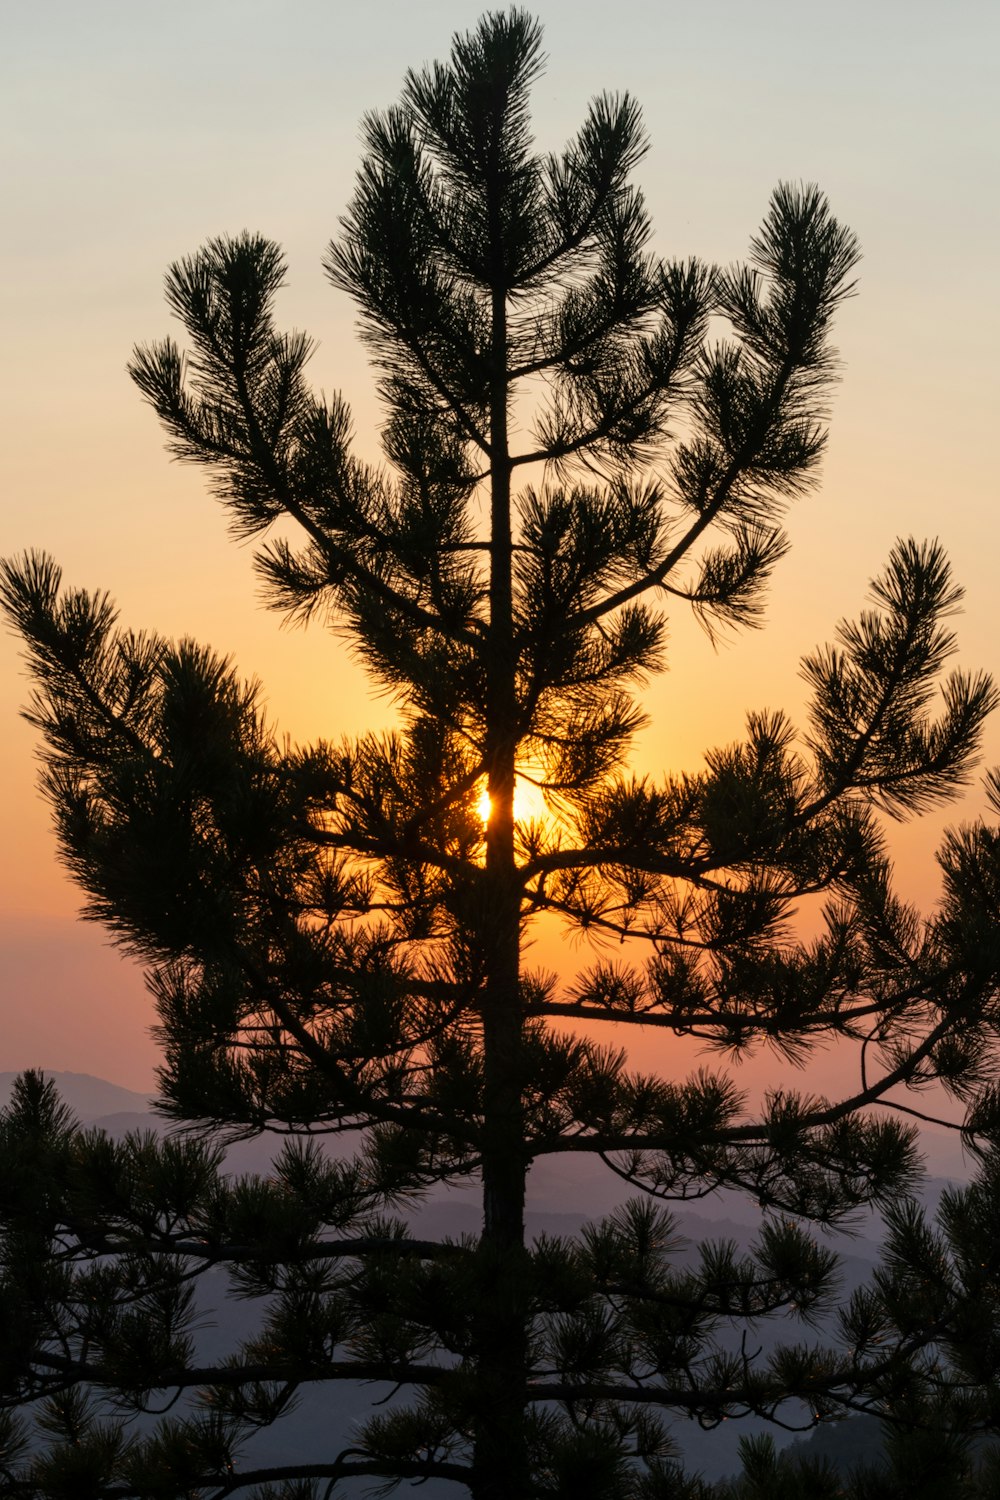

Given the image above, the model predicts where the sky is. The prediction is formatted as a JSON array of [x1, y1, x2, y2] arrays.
[[2, 0, 998, 1091]]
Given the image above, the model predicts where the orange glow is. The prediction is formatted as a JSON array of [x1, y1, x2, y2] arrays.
[[1, 4, 995, 1091], [477, 777, 550, 827]]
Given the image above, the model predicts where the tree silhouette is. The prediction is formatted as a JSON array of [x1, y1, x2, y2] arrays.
[[5, 10, 1000, 1497]]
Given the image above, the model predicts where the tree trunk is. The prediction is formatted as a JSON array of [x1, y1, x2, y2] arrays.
[[472, 271, 530, 1498]]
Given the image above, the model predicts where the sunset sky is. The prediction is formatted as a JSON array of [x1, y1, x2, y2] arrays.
[[2, 0, 997, 1091]]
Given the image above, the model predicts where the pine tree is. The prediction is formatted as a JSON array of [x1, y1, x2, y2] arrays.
[[5, 11, 1000, 1498]]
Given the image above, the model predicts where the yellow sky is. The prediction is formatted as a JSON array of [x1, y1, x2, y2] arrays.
[[2, 0, 998, 1089]]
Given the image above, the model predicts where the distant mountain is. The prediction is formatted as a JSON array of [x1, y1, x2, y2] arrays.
[[0, 1070, 152, 1121], [2, 1071, 968, 1212], [782, 1416, 886, 1474], [0, 1070, 973, 1486]]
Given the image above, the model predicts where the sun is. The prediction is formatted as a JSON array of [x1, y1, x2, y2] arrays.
[[477, 777, 548, 826]]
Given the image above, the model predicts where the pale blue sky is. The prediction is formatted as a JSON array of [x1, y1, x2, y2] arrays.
[[2, 0, 997, 1085]]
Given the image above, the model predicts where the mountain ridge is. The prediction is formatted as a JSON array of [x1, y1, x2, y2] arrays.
[[0, 1070, 152, 1120]]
